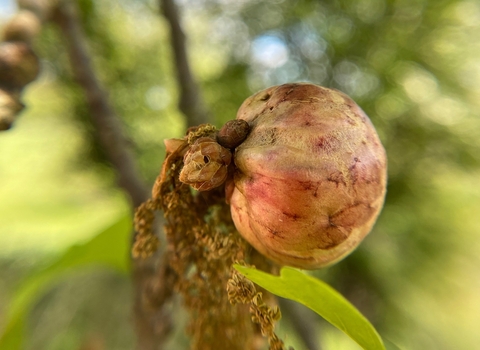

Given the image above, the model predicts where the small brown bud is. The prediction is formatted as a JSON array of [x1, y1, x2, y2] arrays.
[[179, 137, 232, 191], [0, 42, 40, 89], [217, 119, 250, 149]]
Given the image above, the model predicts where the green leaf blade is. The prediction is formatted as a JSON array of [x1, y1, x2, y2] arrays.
[[234, 265, 385, 350], [0, 214, 132, 350]]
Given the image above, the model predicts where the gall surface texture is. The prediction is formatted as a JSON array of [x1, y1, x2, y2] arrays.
[[227, 83, 387, 269]]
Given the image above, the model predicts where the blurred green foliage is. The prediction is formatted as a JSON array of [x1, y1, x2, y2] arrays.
[[1, 0, 479, 349], [0, 215, 131, 349]]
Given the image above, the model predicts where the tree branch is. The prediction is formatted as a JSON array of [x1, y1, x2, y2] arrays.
[[160, 0, 210, 126], [52, 1, 149, 208], [51, 3, 172, 349]]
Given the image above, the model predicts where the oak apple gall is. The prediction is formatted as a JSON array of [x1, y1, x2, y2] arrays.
[[227, 83, 387, 269]]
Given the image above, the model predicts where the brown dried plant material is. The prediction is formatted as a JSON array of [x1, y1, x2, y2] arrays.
[[155, 166, 254, 349], [227, 268, 288, 350], [133, 124, 270, 349], [185, 123, 217, 144], [179, 137, 232, 191], [132, 199, 160, 259]]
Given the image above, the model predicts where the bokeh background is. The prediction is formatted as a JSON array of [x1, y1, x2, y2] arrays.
[[1, 0, 479, 349]]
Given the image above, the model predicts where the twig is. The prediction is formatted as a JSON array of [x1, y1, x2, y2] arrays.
[[160, 0, 210, 126]]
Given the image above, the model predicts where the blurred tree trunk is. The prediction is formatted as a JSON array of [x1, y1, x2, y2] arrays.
[[51, 2, 169, 349]]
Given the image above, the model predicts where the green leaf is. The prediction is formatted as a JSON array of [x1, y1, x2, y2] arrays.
[[234, 265, 385, 350], [0, 214, 132, 350]]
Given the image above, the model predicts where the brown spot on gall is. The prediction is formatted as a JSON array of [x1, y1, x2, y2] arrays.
[[282, 211, 301, 220]]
